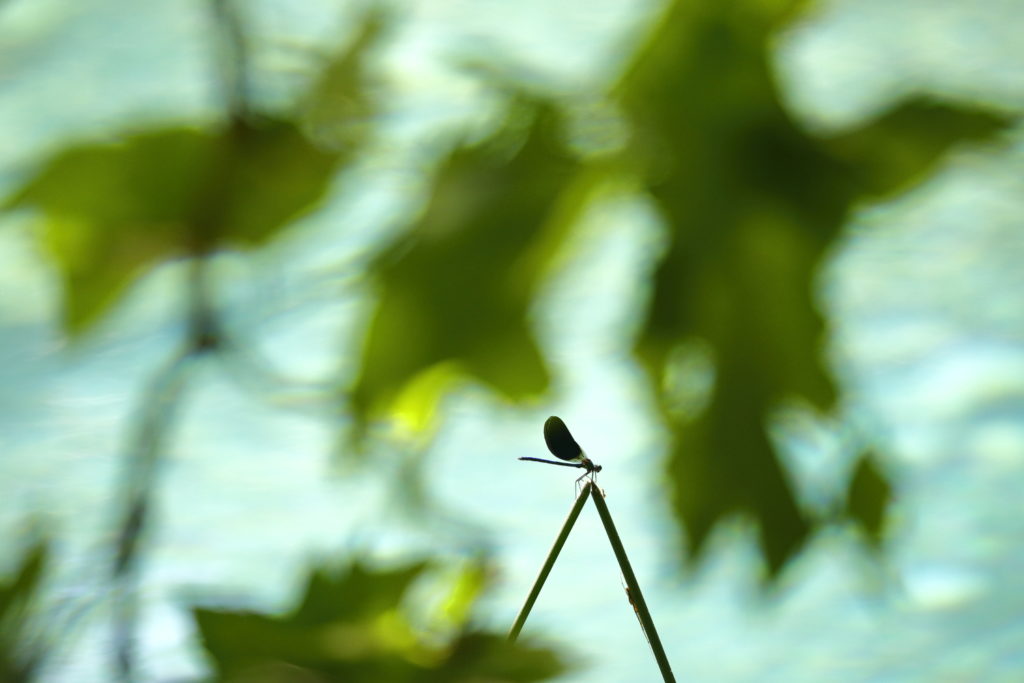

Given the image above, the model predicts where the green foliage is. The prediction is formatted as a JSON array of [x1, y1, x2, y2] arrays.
[[349, 98, 582, 441], [617, 0, 1011, 574], [301, 7, 389, 151], [8, 1, 1010, 680], [3, 9, 386, 336], [0, 0, 1008, 610], [0, 540, 48, 682], [845, 454, 892, 546], [193, 561, 568, 683], [5, 121, 336, 333]]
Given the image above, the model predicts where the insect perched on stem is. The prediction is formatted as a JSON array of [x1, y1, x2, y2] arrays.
[[518, 416, 601, 487]]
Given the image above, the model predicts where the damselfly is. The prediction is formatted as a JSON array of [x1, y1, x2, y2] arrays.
[[518, 416, 601, 486]]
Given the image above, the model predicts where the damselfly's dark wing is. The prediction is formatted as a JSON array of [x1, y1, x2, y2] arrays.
[[543, 416, 583, 462]]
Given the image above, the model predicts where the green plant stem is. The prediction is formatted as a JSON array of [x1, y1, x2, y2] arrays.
[[508, 482, 593, 642], [590, 487, 676, 683]]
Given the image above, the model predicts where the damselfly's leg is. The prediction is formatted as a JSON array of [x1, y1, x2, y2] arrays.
[[574, 470, 593, 497]]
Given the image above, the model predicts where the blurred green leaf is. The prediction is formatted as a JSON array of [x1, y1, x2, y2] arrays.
[[845, 454, 892, 546], [3, 9, 387, 336], [291, 562, 427, 626], [0, 540, 48, 682], [4, 121, 336, 334], [300, 7, 390, 152], [437, 632, 567, 683], [433, 561, 488, 631], [826, 101, 1014, 196], [618, 0, 1011, 574], [193, 561, 568, 683], [350, 97, 582, 441]]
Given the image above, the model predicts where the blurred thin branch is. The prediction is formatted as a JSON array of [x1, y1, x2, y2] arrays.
[[109, 346, 196, 680], [107, 0, 256, 677], [209, 0, 253, 122]]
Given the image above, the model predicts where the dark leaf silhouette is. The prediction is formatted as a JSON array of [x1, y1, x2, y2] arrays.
[[193, 561, 568, 682], [845, 454, 892, 546], [300, 7, 390, 152], [5, 121, 336, 334], [3, 10, 386, 336], [350, 97, 581, 441], [0, 540, 48, 682], [617, 0, 1011, 574]]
